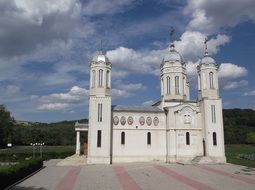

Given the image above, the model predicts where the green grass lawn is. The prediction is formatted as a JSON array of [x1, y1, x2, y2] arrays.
[[225, 144, 255, 168], [0, 145, 75, 161], [1, 145, 254, 168]]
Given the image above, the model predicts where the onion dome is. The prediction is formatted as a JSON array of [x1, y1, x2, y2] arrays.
[[200, 56, 215, 64], [163, 43, 183, 63], [92, 51, 110, 63], [200, 37, 216, 64]]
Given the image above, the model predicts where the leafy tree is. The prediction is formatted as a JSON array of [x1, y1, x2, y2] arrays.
[[246, 132, 255, 144], [0, 105, 14, 147]]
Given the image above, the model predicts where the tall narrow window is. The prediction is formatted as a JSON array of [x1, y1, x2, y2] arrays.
[[186, 132, 190, 145], [183, 77, 186, 94], [211, 105, 216, 123], [213, 132, 217, 146], [209, 72, 214, 89], [175, 76, 179, 94], [106, 70, 110, 88], [166, 76, 170, 94], [147, 132, 151, 145], [198, 74, 201, 90], [161, 78, 163, 95], [97, 130, 101, 147], [91, 70, 96, 88], [98, 69, 103, 87], [98, 103, 102, 122], [121, 132, 125, 145]]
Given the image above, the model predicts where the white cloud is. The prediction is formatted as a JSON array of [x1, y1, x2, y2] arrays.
[[186, 61, 199, 76], [184, 0, 255, 34], [218, 63, 248, 79], [36, 86, 88, 111], [38, 103, 69, 111], [107, 31, 229, 78], [40, 86, 88, 104], [111, 89, 133, 98], [175, 31, 230, 62], [223, 80, 248, 90], [0, 0, 83, 58], [5, 85, 20, 96], [142, 100, 155, 106], [82, 0, 137, 16], [244, 90, 255, 96], [108, 47, 163, 78], [112, 81, 147, 99]]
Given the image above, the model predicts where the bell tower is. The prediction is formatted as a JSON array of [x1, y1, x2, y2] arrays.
[[160, 28, 190, 108], [198, 38, 226, 163], [87, 50, 112, 164], [197, 38, 219, 101]]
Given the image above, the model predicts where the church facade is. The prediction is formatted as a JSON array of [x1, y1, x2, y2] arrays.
[[86, 37, 226, 164]]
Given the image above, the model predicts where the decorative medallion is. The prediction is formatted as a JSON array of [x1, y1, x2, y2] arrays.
[[153, 117, 159, 126], [139, 116, 145, 125], [127, 116, 133, 125], [120, 116, 126, 125], [146, 117, 152, 126], [113, 116, 119, 125]]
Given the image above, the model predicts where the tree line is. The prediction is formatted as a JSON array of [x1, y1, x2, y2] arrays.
[[0, 105, 254, 147]]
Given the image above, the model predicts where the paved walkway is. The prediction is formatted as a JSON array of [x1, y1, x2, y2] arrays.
[[11, 160, 255, 190]]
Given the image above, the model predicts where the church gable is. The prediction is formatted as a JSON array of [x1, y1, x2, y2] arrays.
[[170, 104, 201, 129]]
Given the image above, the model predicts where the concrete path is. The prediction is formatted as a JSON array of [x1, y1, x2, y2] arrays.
[[11, 160, 255, 190]]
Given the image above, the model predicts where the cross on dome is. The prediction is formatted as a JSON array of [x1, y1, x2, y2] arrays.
[[169, 27, 175, 51], [204, 37, 209, 56]]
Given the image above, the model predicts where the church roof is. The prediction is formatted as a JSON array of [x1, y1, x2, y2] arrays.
[[112, 105, 164, 113], [200, 55, 215, 64], [162, 43, 184, 64], [92, 51, 110, 63]]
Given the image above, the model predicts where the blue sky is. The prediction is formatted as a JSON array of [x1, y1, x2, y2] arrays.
[[0, 0, 255, 122]]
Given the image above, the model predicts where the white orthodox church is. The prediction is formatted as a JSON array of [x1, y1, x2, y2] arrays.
[[76, 34, 226, 164]]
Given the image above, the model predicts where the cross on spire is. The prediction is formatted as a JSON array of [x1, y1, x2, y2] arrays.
[[170, 27, 175, 42], [169, 27, 175, 51], [204, 37, 208, 56], [99, 39, 105, 55]]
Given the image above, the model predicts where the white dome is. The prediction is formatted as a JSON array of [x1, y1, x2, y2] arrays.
[[163, 50, 183, 63], [92, 51, 110, 63], [201, 56, 215, 64]]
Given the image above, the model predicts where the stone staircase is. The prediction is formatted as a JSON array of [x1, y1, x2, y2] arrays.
[[191, 156, 215, 165], [56, 154, 87, 166]]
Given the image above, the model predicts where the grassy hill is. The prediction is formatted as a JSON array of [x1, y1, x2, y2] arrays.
[[3, 108, 255, 146]]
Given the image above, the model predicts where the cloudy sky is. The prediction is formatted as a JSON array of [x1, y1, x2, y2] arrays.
[[0, 0, 255, 122]]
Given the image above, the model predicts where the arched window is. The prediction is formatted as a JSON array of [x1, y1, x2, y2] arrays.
[[166, 76, 170, 94], [213, 132, 217, 146], [161, 78, 163, 95], [121, 132, 125, 145], [106, 70, 110, 88], [91, 70, 96, 88], [198, 74, 201, 90], [175, 76, 179, 94], [147, 132, 151, 145], [98, 69, 103, 87], [183, 77, 186, 94], [209, 72, 214, 89], [186, 132, 190, 145]]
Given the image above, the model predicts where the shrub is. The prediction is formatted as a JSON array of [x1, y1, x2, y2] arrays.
[[0, 159, 43, 189], [246, 132, 255, 144]]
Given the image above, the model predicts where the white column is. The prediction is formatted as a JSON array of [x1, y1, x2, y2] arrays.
[[76, 131, 80, 155]]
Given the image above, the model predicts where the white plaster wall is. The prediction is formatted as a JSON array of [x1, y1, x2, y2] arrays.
[[200, 99, 226, 162], [87, 96, 112, 164], [112, 111, 166, 162], [166, 103, 203, 162]]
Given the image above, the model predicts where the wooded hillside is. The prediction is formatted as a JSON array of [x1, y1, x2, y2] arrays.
[[0, 105, 255, 146]]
